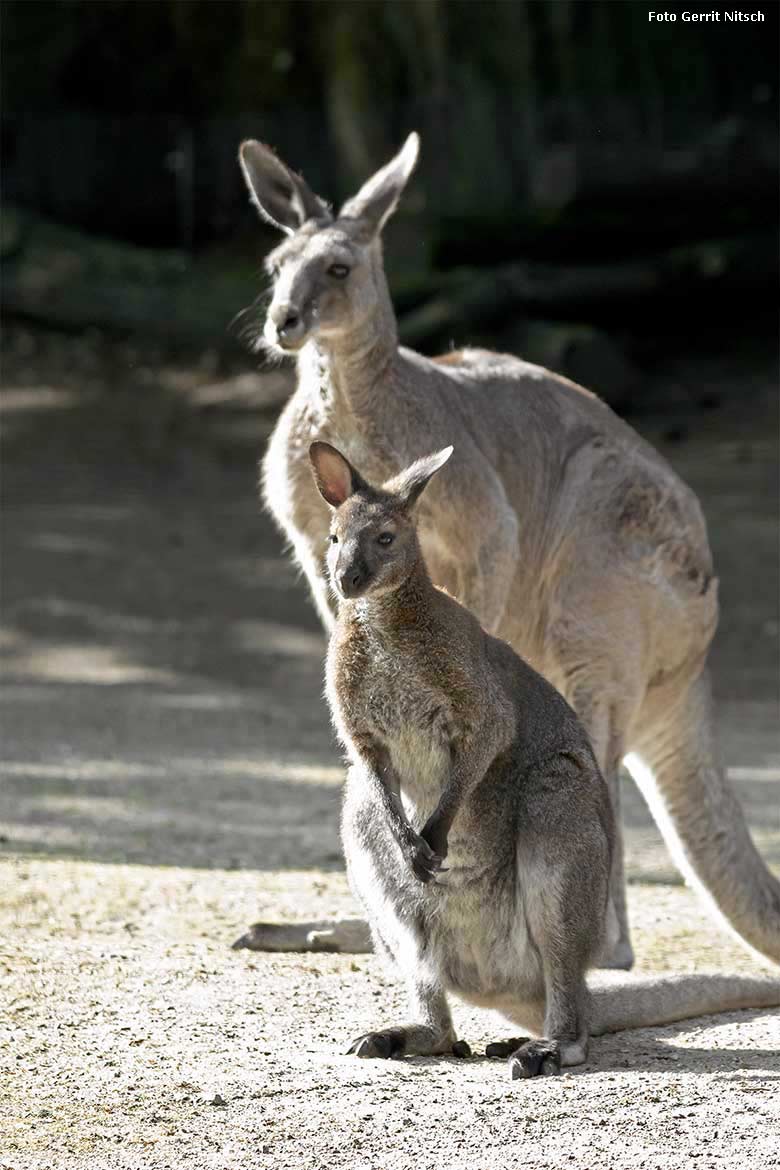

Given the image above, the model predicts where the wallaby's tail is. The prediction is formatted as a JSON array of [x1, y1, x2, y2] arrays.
[[626, 669, 780, 967], [589, 972, 780, 1035]]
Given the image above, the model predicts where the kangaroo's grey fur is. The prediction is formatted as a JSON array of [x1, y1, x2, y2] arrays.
[[312, 442, 780, 1076], [239, 132, 780, 969]]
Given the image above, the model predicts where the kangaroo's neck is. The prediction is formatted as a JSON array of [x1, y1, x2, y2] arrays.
[[298, 245, 398, 418]]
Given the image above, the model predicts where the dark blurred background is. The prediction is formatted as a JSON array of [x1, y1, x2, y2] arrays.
[[2, 0, 778, 398]]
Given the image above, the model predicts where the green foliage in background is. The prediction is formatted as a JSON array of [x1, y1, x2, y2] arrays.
[[4, 0, 775, 177]]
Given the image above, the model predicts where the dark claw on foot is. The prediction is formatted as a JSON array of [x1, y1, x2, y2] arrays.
[[485, 1037, 531, 1060], [347, 1030, 404, 1059], [451, 1039, 471, 1058], [508, 1039, 562, 1079]]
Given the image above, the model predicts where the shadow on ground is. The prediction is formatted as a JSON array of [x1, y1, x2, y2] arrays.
[[1, 330, 778, 878]]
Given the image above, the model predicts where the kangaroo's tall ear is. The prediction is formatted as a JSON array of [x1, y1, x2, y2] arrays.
[[386, 446, 453, 510], [239, 140, 330, 235], [339, 132, 419, 240], [309, 442, 369, 509]]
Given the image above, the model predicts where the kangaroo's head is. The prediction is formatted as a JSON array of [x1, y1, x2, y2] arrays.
[[309, 442, 452, 602], [238, 133, 419, 354]]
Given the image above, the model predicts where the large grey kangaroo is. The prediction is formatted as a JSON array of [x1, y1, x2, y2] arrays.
[[239, 131, 780, 969], [310, 440, 780, 1076]]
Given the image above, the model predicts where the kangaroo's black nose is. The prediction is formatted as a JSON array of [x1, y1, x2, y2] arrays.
[[270, 303, 305, 346]]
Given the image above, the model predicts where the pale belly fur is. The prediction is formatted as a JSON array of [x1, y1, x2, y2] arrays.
[[375, 726, 546, 1019]]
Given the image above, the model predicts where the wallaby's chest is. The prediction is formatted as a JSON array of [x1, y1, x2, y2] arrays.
[[339, 632, 454, 811], [364, 652, 450, 734]]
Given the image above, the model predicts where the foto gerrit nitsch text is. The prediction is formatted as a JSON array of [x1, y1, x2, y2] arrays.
[[649, 9, 764, 21]]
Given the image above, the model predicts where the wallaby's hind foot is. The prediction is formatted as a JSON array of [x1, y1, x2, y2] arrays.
[[509, 1039, 562, 1079], [347, 1026, 468, 1059], [487, 1030, 588, 1077]]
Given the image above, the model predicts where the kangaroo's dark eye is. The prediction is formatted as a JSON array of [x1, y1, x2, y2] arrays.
[[329, 533, 338, 544], [327, 264, 350, 279], [377, 532, 394, 546]]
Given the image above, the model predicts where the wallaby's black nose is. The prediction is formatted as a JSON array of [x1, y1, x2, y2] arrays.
[[338, 567, 366, 598], [279, 312, 299, 336]]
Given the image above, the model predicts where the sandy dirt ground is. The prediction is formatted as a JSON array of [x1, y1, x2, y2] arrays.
[[1, 328, 779, 1169]]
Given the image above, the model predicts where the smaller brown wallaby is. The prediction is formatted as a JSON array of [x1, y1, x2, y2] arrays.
[[309, 440, 780, 1078], [311, 438, 614, 1076]]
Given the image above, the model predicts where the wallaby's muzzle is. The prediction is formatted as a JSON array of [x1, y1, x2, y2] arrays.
[[336, 562, 370, 599]]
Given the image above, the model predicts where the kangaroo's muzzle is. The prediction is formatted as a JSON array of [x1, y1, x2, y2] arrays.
[[267, 301, 309, 349]]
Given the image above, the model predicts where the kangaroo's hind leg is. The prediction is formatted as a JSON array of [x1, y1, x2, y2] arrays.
[[567, 692, 634, 970]]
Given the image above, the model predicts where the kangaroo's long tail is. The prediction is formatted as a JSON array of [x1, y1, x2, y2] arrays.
[[232, 918, 373, 953], [626, 669, 780, 966], [589, 972, 780, 1035]]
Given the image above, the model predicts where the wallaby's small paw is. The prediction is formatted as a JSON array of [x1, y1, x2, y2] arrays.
[[411, 855, 442, 883], [347, 1030, 404, 1059], [408, 835, 444, 884], [420, 817, 449, 861], [508, 1039, 561, 1079], [451, 1039, 472, 1058]]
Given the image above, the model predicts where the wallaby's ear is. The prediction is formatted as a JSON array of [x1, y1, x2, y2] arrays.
[[309, 442, 369, 509], [239, 140, 330, 235], [386, 446, 453, 510], [339, 132, 420, 240]]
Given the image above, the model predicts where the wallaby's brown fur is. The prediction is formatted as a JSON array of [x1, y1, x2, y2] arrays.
[[240, 131, 780, 970], [312, 442, 780, 1076]]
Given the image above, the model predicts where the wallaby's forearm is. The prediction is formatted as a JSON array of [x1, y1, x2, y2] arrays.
[[353, 736, 408, 837], [421, 740, 498, 858], [354, 739, 418, 840], [353, 734, 447, 883]]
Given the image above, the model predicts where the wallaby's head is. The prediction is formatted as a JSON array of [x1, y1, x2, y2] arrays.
[[309, 442, 452, 602], [238, 133, 419, 354]]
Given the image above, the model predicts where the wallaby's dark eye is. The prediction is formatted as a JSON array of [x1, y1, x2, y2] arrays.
[[329, 533, 338, 544], [377, 532, 394, 546], [327, 264, 350, 279]]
